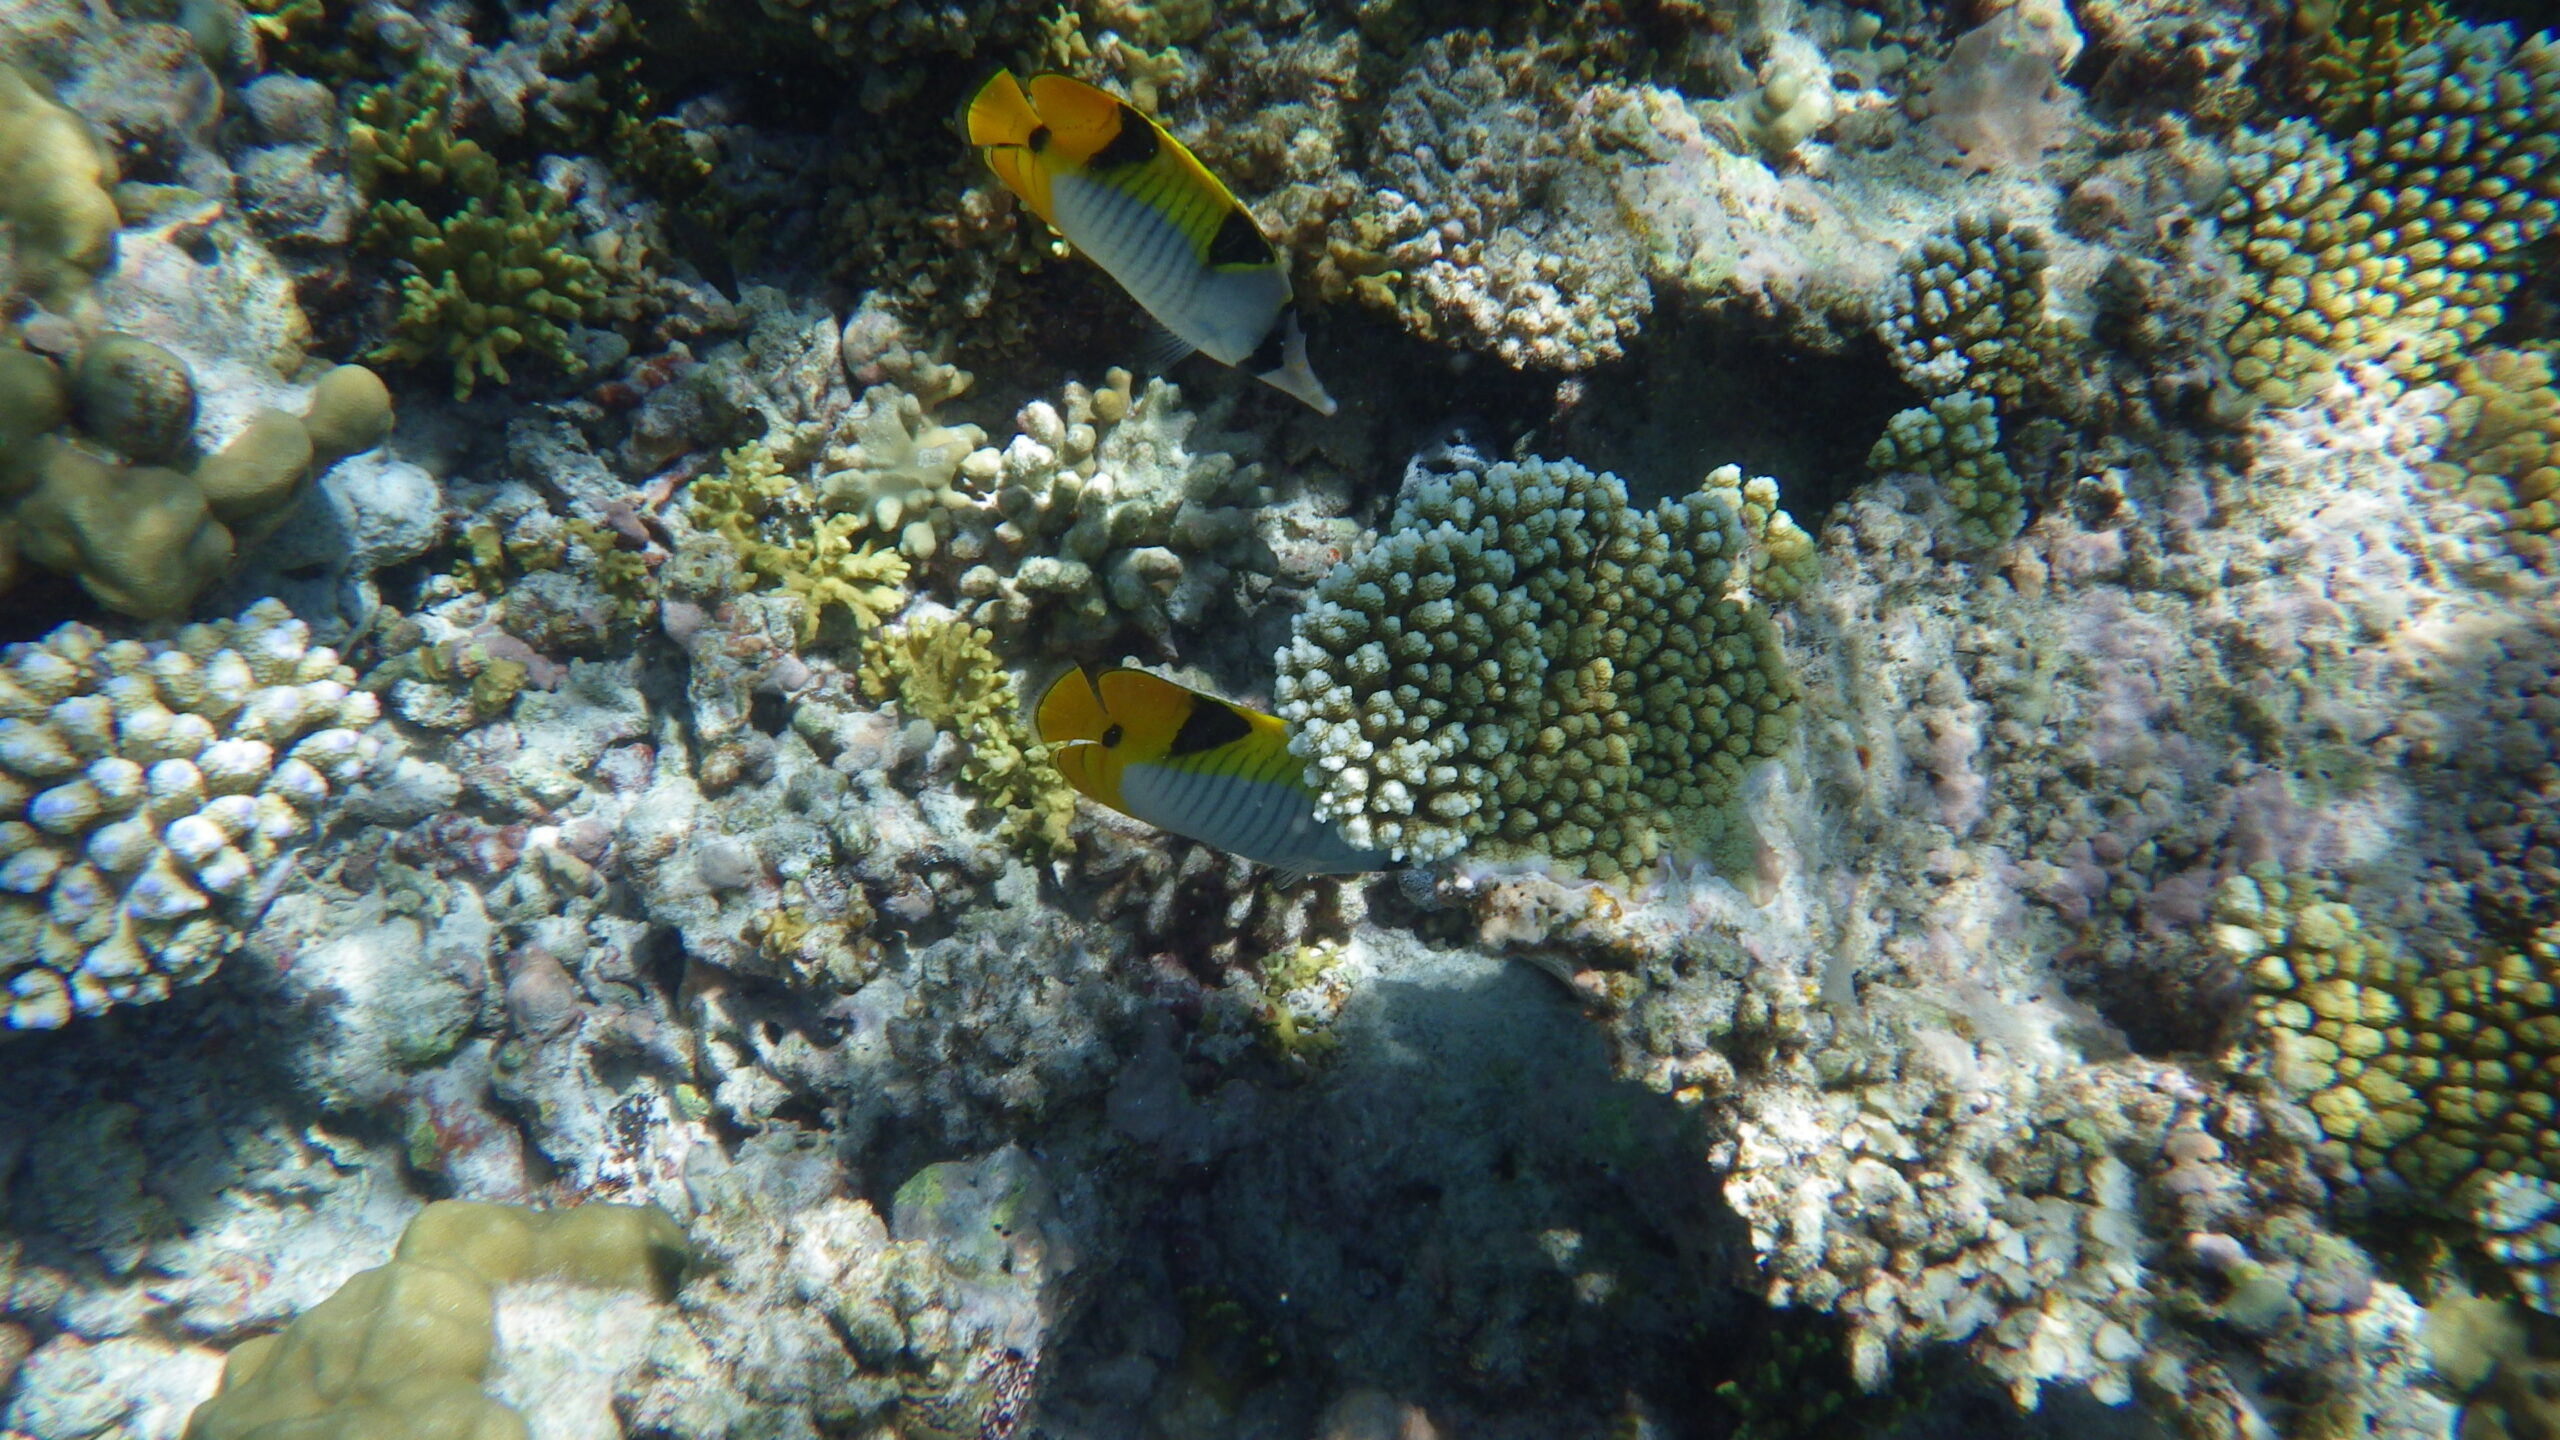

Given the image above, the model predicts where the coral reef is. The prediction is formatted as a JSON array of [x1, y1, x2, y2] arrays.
[[1868, 390, 2028, 552], [1275, 447, 1801, 879], [0, 62, 119, 311], [1878, 212, 2056, 413], [184, 1199, 688, 1440], [2423, 347, 2560, 569], [1, 600, 379, 1029], [856, 616, 1075, 855], [2218, 21, 2560, 405]]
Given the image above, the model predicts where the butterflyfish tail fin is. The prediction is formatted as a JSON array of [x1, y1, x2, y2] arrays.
[[966, 69, 1061, 229]]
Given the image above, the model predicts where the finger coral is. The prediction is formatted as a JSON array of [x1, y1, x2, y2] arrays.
[[1868, 390, 2028, 552], [2423, 347, 2560, 570], [1274, 449, 1801, 881], [1878, 212, 2054, 411], [0, 600, 379, 1030]]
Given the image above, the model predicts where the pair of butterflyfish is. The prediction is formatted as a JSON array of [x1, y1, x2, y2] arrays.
[[965, 70, 1337, 416], [1034, 666, 1390, 873]]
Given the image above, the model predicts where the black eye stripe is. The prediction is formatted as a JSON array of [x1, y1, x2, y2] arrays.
[[1102, 723, 1124, 747], [1028, 124, 1050, 152]]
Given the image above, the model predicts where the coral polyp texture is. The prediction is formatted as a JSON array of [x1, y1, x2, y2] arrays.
[[2226, 869, 2560, 1202], [1877, 212, 2055, 411], [1274, 449, 1801, 879], [1868, 390, 2028, 552], [2218, 21, 2560, 405], [0, 601, 378, 1030], [2423, 346, 2560, 567]]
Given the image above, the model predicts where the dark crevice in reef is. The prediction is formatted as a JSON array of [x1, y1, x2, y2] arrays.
[[1541, 310, 1921, 529]]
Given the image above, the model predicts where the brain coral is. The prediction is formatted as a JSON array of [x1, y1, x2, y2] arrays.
[[2218, 21, 2560, 405], [0, 600, 379, 1030], [1274, 449, 1802, 881]]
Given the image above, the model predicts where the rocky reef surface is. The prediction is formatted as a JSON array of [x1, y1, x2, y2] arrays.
[[4, 0, 2560, 1437]]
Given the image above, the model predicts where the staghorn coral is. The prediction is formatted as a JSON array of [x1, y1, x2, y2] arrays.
[[1877, 212, 2055, 412], [1274, 448, 1801, 881], [350, 72, 607, 398], [2222, 869, 2560, 1206], [2218, 21, 2560, 406], [857, 616, 1075, 856], [0, 600, 379, 1030], [1867, 390, 2028, 552]]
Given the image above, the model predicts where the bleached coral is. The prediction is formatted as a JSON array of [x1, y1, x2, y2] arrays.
[[0, 601, 378, 1029]]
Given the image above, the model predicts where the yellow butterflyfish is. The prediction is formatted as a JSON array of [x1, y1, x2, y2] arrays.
[[964, 70, 1338, 415], [1033, 666, 1387, 873]]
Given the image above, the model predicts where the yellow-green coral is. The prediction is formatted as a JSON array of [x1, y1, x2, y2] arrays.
[[2219, 21, 2560, 406], [350, 73, 607, 398], [2300, 0, 2447, 131], [1868, 390, 2026, 553], [185, 1199, 688, 1440], [2222, 869, 2560, 1200], [0, 64, 120, 313], [2423, 347, 2560, 563], [858, 617, 1075, 854], [692, 440, 910, 644], [1878, 212, 2054, 412]]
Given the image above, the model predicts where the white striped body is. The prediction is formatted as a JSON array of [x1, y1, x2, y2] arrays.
[[1050, 171, 1293, 366], [1116, 756, 1389, 874]]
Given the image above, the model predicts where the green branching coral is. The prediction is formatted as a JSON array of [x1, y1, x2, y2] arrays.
[[2300, 0, 2448, 131], [1868, 391, 2027, 552], [858, 617, 1075, 854], [690, 440, 909, 645], [2220, 21, 2560, 406], [350, 72, 607, 398], [1274, 451, 1802, 881], [1878, 212, 2055, 413], [2220, 869, 2560, 1203]]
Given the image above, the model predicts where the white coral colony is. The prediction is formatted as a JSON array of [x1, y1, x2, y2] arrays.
[[0, 600, 378, 1028]]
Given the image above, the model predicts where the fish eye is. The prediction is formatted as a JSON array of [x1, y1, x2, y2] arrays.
[[1102, 724, 1123, 747]]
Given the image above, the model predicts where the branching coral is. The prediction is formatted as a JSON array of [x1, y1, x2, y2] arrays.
[[1878, 212, 2055, 411], [2219, 21, 2560, 406], [2422, 347, 2560, 567], [858, 616, 1074, 855], [689, 439, 909, 646], [945, 370, 1268, 660], [350, 72, 606, 398], [0, 600, 379, 1029], [1274, 449, 1802, 881], [2223, 869, 2560, 1206], [1868, 391, 2027, 552]]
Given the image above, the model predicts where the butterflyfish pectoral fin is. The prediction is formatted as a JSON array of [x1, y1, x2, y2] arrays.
[[960, 70, 1340, 416], [1030, 666, 1389, 873]]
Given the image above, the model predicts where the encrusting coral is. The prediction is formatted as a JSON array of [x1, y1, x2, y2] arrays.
[[184, 1199, 689, 1440], [1275, 448, 1802, 881], [2218, 20, 2560, 405], [0, 600, 380, 1030]]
